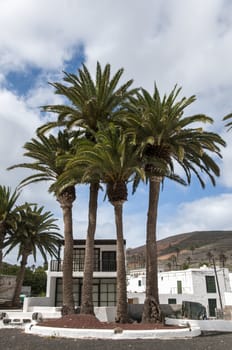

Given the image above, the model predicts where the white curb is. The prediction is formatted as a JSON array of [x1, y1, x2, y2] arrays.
[[25, 324, 201, 339]]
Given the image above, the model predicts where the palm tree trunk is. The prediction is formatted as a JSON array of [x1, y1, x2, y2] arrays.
[[142, 176, 162, 323], [58, 186, 75, 315], [0, 223, 5, 271], [80, 182, 99, 315], [12, 252, 28, 307], [113, 202, 128, 323]]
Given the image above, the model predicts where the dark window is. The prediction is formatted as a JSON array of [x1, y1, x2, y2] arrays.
[[73, 248, 100, 271], [55, 277, 116, 307], [208, 298, 217, 317], [102, 251, 116, 271], [206, 276, 216, 293], [99, 278, 117, 306], [138, 280, 142, 287], [73, 248, 85, 271], [168, 298, 177, 304], [177, 280, 182, 294], [94, 249, 100, 271]]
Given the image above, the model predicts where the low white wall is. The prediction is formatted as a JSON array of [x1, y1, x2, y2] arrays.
[[94, 307, 116, 322], [23, 297, 53, 312], [166, 317, 232, 332], [0, 275, 16, 300], [26, 324, 201, 339], [23, 301, 115, 322]]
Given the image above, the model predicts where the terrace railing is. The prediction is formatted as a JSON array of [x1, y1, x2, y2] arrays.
[[50, 259, 117, 272]]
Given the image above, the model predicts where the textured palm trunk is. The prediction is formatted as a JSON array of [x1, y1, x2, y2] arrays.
[[113, 202, 128, 323], [0, 223, 5, 271], [80, 182, 99, 315], [57, 186, 75, 315], [12, 251, 28, 307], [142, 176, 162, 323]]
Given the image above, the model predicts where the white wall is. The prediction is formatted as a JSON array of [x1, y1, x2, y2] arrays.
[[0, 275, 16, 300], [224, 292, 232, 306], [127, 292, 145, 304], [158, 270, 193, 294], [158, 268, 232, 314], [127, 267, 232, 314]]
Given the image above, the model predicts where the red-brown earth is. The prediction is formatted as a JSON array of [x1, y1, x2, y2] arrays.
[[39, 314, 183, 330]]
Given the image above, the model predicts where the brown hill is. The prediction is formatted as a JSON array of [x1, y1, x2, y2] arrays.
[[127, 230, 232, 271]]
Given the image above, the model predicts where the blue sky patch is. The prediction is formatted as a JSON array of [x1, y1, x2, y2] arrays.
[[5, 66, 42, 96]]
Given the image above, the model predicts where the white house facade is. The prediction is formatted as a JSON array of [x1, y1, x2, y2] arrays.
[[127, 266, 232, 317], [46, 239, 121, 307]]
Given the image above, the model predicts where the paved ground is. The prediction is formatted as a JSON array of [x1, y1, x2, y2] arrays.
[[1, 329, 232, 350]]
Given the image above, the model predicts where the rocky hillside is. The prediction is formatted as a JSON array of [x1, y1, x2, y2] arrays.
[[127, 230, 232, 271]]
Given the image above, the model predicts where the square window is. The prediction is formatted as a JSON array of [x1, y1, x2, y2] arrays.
[[108, 284, 116, 292], [108, 301, 116, 306], [101, 293, 108, 301], [101, 284, 107, 292], [168, 298, 176, 304], [108, 293, 116, 302], [93, 293, 98, 302], [93, 285, 99, 292]]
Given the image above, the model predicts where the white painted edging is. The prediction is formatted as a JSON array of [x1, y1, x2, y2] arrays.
[[166, 318, 232, 332], [25, 324, 201, 339]]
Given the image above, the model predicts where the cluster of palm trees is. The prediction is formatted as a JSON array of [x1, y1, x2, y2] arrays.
[[0, 186, 62, 306], [3, 62, 230, 323]]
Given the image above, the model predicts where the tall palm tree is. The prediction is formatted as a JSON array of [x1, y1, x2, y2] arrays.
[[219, 252, 227, 268], [124, 85, 225, 323], [38, 62, 135, 134], [0, 186, 20, 270], [8, 131, 78, 313], [38, 62, 137, 315], [4, 204, 61, 306], [57, 124, 144, 323]]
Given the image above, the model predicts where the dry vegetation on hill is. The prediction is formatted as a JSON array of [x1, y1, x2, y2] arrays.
[[127, 231, 232, 271]]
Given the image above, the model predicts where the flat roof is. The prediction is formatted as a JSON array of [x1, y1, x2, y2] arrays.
[[60, 239, 126, 246]]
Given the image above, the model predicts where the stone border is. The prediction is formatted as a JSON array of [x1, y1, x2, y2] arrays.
[[25, 324, 201, 339]]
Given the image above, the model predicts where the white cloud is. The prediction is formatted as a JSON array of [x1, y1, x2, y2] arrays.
[[158, 193, 232, 239], [1, 0, 232, 266], [0, 0, 231, 100], [0, 0, 81, 72], [0, 89, 40, 185]]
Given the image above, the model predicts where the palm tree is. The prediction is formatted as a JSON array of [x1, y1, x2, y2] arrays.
[[8, 131, 78, 313], [219, 252, 227, 268], [4, 204, 61, 306], [170, 255, 177, 269], [175, 247, 180, 262], [0, 186, 20, 270], [38, 62, 137, 315], [223, 113, 232, 131], [58, 124, 144, 322], [123, 85, 225, 323], [207, 251, 214, 265], [38, 62, 135, 135], [190, 245, 196, 256], [186, 256, 192, 266]]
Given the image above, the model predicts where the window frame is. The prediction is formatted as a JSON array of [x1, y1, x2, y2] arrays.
[[205, 276, 216, 293]]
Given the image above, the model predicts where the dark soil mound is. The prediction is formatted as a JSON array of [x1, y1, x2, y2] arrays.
[[39, 314, 182, 330]]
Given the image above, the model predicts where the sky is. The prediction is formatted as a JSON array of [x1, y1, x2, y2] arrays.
[[1, 0, 232, 265]]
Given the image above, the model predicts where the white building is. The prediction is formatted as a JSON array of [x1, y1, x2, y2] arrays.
[[127, 266, 232, 317], [46, 239, 120, 307], [127, 268, 146, 293]]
